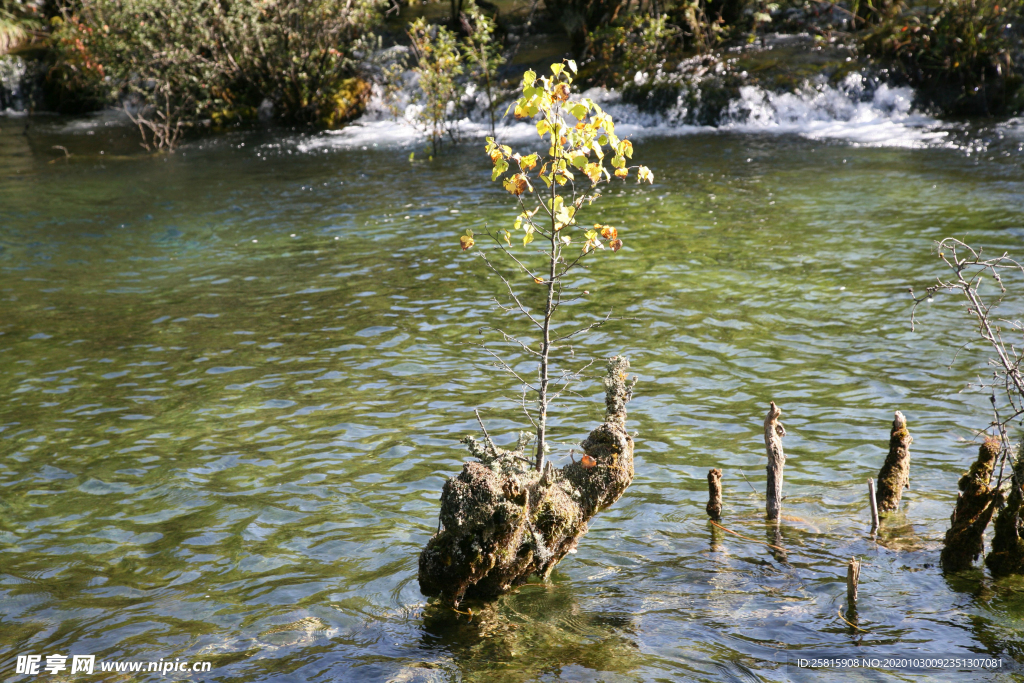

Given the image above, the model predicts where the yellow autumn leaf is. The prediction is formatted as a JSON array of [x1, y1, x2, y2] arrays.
[[461, 235, 475, 250]]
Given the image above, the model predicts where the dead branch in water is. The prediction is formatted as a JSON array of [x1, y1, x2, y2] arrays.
[[764, 401, 786, 521]]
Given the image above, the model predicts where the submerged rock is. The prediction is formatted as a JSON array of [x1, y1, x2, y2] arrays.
[[418, 356, 637, 606]]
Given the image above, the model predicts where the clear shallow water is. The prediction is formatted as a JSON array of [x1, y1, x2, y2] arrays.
[[2, 117, 1024, 682]]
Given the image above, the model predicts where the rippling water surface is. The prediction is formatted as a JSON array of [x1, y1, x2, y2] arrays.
[[3, 117, 1024, 682]]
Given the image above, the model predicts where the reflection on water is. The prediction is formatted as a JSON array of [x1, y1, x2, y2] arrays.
[[2, 117, 1024, 681]]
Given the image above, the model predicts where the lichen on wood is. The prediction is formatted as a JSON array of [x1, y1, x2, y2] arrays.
[[985, 441, 1024, 576], [764, 401, 786, 521], [418, 356, 637, 607], [875, 411, 912, 513], [706, 468, 723, 520], [941, 437, 1000, 572]]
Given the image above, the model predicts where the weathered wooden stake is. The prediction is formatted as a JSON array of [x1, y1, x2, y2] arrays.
[[846, 557, 860, 604], [875, 410, 912, 513], [868, 479, 879, 531], [764, 401, 786, 520], [706, 468, 723, 520]]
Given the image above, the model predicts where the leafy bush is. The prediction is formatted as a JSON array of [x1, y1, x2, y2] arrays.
[[585, 14, 680, 87], [219, 0, 383, 125], [407, 17, 465, 155], [1, 0, 42, 54], [861, 0, 1022, 113], [52, 0, 230, 149], [545, 0, 630, 56], [388, 6, 504, 155], [48, 0, 383, 149], [460, 3, 504, 135]]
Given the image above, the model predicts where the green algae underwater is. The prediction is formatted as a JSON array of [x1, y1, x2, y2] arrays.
[[3, 116, 1024, 681]]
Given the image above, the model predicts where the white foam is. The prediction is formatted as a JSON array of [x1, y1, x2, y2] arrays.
[[294, 68, 949, 153], [720, 73, 948, 147]]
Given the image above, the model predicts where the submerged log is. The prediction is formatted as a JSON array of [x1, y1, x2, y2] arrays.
[[985, 442, 1024, 576], [875, 411, 912, 513], [418, 356, 637, 606], [941, 437, 1000, 572], [706, 468, 723, 520], [764, 402, 786, 521]]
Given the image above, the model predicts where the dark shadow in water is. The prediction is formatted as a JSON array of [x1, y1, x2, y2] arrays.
[[874, 509, 927, 552], [419, 579, 644, 683], [709, 520, 725, 552], [942, 569, 1024, 671]]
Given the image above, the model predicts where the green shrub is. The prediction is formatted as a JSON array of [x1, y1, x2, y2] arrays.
[[219, 0, 383, 126], [460, 2, 504, 135], [1, 0, 41, 55], [48, 0, 383, 149], [545, 0, 630, 56], [395, 7, 504, 155], [407, 17, 465, 155], [584, 14, 680, 87], [861, 0, 1022, 113]]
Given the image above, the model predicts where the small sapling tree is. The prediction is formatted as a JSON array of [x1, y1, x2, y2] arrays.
[[460, 2, 504, 136], [407, 17, 464, 156], [462, 60, 653, 472]]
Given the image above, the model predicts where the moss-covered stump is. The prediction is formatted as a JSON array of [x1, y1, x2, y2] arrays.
[[941, 437, 1000, 572], [418, 356, 637, 607], [875, 411, 913, 513], [985, 445, 1024, 576], [706, 468, 723, 520]]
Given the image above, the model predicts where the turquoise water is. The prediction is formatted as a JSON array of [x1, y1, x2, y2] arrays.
[[2, 116, 1024, 681]]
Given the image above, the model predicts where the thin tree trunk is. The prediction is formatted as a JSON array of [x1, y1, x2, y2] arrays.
[[535, 181, 558, 471], [764, 401, 786, 520]]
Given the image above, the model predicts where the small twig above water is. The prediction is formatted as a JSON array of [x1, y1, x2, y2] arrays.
[[475, 408, 497, 457], [741, 472, 762, 498]]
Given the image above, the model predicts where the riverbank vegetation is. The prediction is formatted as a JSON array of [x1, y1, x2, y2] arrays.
[[0, 0, 1021, 147]]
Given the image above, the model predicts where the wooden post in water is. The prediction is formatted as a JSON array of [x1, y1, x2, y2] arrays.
[[868, 479, 880, 531], [764, 401, 786, 520], [847, 557, 860, 604], [875, 410, 912, 513], [706, 468, 723, 520]]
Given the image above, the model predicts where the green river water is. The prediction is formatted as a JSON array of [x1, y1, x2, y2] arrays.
[[2, 115, 1024, 682]]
